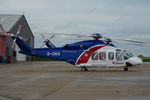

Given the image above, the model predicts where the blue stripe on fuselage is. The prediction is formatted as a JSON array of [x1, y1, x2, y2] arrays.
[[31, 48, 83, 65]]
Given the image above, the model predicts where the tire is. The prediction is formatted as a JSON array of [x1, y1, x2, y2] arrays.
[[124, 67, 128, 71], [85, 67, 88, 71], [81, 67, 88, 71]]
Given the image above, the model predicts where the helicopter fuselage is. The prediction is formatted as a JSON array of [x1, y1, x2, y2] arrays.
[[15, 37, 142, 71]]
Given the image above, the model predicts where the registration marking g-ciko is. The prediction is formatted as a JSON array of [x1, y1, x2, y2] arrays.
[[47, 52, 61, 56]]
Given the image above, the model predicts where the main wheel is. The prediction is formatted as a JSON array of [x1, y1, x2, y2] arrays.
[[81, 67, 88, 71], [124, 67, 128, 71], [85, 67, 88, 71]]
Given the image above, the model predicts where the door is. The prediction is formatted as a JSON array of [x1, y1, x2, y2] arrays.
[[107, 52, 115, 67], [107, 51, 126, 67], [114, 51, 125, 67], [92, 52, 107, 67]]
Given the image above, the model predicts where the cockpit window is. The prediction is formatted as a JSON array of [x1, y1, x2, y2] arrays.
[[122, 53, 129, 60], [126, 52, 133, 57], [122, 50, 133, 60]]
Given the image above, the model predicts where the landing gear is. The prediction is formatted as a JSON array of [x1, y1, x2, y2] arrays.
[[126, 62, 132, 67], [81, 67, 88, 71], [124, 67, 128, 71]]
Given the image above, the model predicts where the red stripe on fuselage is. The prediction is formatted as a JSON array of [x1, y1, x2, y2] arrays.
[[76, 45, 106, 65]]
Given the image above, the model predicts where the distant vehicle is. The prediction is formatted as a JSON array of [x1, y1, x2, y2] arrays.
[[3, 25, 147, 71]]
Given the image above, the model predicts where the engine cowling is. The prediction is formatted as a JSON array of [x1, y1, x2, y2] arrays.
[[64, 43, 85, 49]]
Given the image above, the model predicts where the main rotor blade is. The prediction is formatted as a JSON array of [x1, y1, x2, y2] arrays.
[[49, 33, 55, 39], [110, 37, 149, 44], [35, 33, 91, 41], [113, 40, 150, 46], [34, 33, 150, 45], [40, 33, 46, 40], [40, 43, 46, 48], [34, 33, 91, 38]]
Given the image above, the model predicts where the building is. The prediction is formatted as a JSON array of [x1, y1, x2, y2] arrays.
[[0, 14, 34, 63], [0, 25, 7, 63]]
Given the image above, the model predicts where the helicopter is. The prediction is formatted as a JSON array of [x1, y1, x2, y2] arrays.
[[3, 25, 146, 71], [38, 33, 144, 71]]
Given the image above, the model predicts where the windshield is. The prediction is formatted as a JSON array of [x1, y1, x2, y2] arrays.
[[122, 50, 133, 60]]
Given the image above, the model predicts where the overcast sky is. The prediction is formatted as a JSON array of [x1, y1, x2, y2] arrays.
[[0, 0, 150, 56]]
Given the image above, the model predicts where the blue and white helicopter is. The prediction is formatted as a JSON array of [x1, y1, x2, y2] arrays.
[[5, 25, 145, 71]]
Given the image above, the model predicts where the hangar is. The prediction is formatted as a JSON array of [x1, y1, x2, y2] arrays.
[[0, 14, 34, 63]]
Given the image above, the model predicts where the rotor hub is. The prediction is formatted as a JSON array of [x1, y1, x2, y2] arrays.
[[92, 33, 103, 40], [104, 38, 112, 44]]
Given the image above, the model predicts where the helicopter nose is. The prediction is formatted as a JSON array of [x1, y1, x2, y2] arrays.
[[134, 57, 143, 65], [127, 57, 143, 66], [136, 57, 143, 65]]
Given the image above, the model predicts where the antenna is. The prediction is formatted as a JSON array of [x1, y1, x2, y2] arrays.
[[22, 11, 25, 15]]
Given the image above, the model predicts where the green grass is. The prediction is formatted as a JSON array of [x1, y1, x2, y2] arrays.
[[33, 57, 62, 61], [138, 56, 150, 62]]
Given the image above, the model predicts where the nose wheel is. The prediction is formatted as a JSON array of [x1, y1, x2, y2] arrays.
[[124, 67, 128, 71], [81, 67, 88, 71]]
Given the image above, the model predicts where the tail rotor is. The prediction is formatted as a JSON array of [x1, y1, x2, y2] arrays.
[[2, 25, 28, 48], [11, 25, 22, 48]]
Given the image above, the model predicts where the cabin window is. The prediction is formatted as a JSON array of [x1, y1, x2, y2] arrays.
[[108, 52, 114, 60], [116, 52, 122, 60], [92, 52, 98, 60], [99, 52, 106, 60]]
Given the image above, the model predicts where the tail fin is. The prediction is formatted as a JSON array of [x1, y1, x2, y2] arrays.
[[12, 37, 32, 54]]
